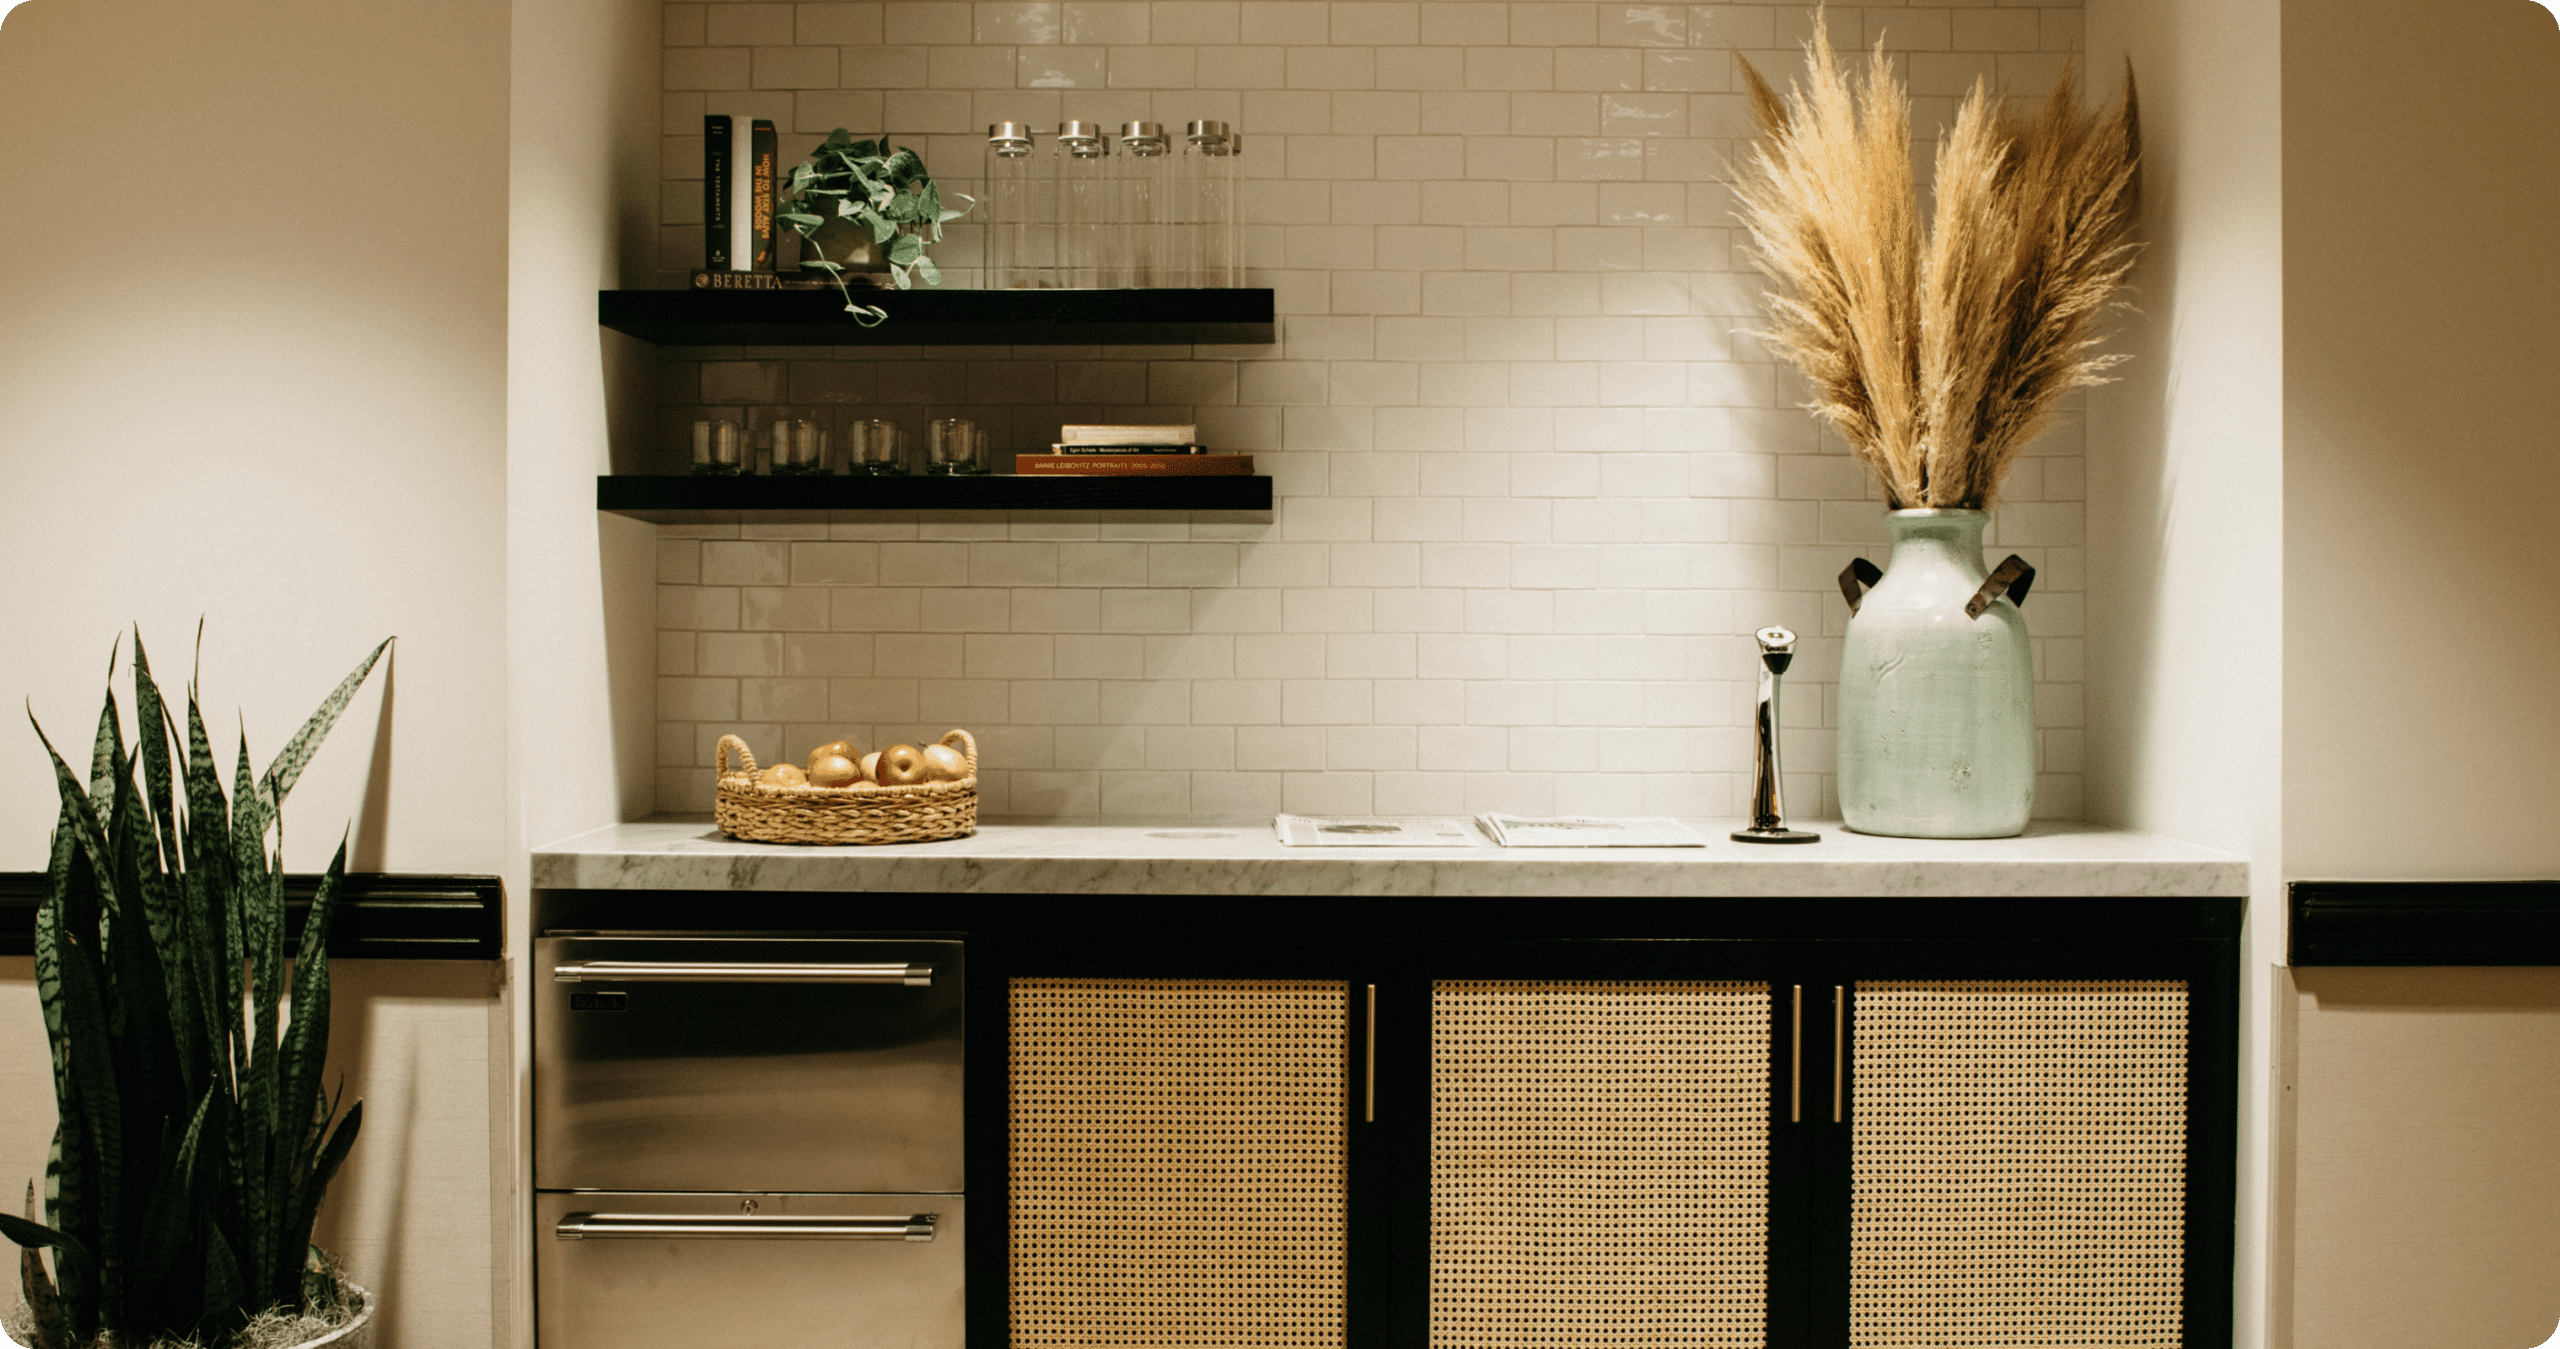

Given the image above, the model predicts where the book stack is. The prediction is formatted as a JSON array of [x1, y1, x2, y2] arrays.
[[696, 114, 823, 288], [1012, 425, 1255, 477]]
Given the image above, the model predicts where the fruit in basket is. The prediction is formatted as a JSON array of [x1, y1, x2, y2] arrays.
[[757, 762, 809, 788], [919, 742, 969, 782], [859, 750, 881, 781], [808, 754, 861, 788], [808, 738, 861, 771], [876, 743, 927, 785]]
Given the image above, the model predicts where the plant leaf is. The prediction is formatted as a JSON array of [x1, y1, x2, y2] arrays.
[[0, 1213, 85, 1258], [255, 637, 390, 824]]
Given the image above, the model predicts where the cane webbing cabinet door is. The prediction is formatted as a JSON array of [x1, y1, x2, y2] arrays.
[[1427, 980, 1774, 1349], [1007, 978, 1352, 1349], [1843, 980, 2190, 1349]]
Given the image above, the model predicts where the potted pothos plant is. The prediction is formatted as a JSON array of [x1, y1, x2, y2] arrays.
[[781, 130, 971, 326], [1, 630, 387, 1349]]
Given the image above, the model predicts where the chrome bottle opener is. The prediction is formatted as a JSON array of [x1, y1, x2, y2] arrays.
[[1733, 625, 1819, 844]]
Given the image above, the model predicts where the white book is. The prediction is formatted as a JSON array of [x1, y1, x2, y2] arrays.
[[1476, 814, 1709, 848], [1274, 815, 1483, 847], [1061, 423, 1198, 446]]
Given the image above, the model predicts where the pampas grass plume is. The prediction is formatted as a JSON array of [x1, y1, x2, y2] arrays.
[[1734, 12, 2141, 510]]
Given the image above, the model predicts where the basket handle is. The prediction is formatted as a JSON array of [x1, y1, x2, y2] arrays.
[[939, 728, 977, 776], [716, 734, 760, 777]]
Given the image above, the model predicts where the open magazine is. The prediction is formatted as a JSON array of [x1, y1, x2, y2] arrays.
[[1274, 815, 1483, 847], [1475, 814, 1709, 848]]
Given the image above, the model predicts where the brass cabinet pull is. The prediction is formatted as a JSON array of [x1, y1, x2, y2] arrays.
[[552, 961, 932, 986], [1364, 984, 1377, 1123], [1833, 985, 1846, 1123], [555, 1213, 936, 1241], [1790, 985, 1803, 1123]]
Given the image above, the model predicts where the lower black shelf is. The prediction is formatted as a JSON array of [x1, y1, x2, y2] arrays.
[[1, 873, 503, 960], [597, 473, 1273, 518]]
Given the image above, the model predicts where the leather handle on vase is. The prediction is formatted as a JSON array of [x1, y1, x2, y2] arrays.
[[1964, 555, 2037, 619], [1837, 558, 1883, 615]]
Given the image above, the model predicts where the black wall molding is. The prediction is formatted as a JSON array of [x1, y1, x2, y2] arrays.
[[2289, 880, 2560, 966], [0, 873, 504, 961]]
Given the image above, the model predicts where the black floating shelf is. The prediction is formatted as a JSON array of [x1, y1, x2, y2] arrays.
[[600, 286, 1275, 346], [0, 873, 504, 961], [2289, 880, 2560, 966], [599, 473, 1272, 519]]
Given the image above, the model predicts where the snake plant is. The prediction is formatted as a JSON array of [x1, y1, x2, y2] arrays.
[[0, 631, 386, 1349]]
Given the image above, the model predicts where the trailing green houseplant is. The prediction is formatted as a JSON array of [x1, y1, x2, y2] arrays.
[[0, 631, 387, 1349], [780, 130, 971, 326]]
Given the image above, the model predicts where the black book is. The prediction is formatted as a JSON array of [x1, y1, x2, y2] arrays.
[[703, 115, 732, 270], [750, 120, 777, 270]]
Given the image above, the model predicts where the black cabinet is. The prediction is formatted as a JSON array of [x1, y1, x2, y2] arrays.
[[970, 897, 2239, 1349]]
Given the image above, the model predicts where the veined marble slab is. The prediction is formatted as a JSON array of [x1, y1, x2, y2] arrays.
[[531, 817, 2247, 898]]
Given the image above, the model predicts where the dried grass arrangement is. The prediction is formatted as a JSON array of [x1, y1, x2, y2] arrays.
[[1732, 16, 2141, 510]]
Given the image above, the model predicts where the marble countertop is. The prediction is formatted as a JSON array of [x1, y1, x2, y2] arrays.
[[531, 816, 2247, 899]]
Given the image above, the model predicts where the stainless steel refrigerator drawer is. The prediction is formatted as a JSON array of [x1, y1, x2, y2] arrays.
[[534, 934, 963, 1193], [535, 1192, 962, 1349]]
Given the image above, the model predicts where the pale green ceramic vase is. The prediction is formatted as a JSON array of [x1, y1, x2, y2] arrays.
[[1836, 509, 2035, 838]]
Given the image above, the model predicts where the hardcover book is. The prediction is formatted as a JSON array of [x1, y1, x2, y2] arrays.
[[703, 115, 731, 270], [688, 270, 836, 291], [750, 119, 777, 270], [1060, 423, 1197, 446], [1012, 454, 1253, 476]]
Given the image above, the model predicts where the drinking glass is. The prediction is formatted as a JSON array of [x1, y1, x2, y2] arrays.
[[848, 419, 907, 475], [691, 418, 744, 475], [927, 418, 983, 475]]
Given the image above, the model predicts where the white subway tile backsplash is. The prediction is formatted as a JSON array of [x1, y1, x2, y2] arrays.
[[650, 2, 2089, 819]]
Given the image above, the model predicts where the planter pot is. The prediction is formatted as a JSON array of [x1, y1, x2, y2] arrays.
[[1836, 509, 2036, 838], [2, 1284, 373, 1349], [800, 218, 902, 285]]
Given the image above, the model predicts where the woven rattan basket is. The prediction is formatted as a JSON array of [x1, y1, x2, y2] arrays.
[[714, 730, 977, 845]]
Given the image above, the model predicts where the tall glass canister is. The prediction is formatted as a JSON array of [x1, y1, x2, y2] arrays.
[[1183, 121, 1238, 287], [984, 122, 1039, 289], [1055, 121, 1109, 288], [1116, 121, 1171, 287]]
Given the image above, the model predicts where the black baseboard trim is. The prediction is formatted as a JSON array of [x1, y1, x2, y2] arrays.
[[2289, 880, 2560, 966], [0, 873, 504, 961]]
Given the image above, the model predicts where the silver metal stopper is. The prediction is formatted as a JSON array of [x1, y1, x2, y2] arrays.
[[987, 122, 1035, 153]]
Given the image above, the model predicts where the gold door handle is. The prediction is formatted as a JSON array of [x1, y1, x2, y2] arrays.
[[1791, 985, 1803, 1124]]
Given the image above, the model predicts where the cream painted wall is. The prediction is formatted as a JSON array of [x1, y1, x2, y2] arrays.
[[0, 5, 518, 1349], [2081, 0, 2285, 1342], [2285, 968, 2560, 1348], [0, 0, 509, 876], [503, 0, 665, 1346], [2279, 0, 2560, 878]]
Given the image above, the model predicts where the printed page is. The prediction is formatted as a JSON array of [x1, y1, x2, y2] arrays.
[[1274, 815, 1484, 847], [1476, 814, 1710, 848]]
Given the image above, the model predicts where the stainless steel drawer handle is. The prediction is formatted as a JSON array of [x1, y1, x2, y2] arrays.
[[552, 961, 932, 986], [555, 1213, 937, 1241]]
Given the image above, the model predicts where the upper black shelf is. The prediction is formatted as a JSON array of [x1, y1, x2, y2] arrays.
[[599, 287, 1276, 347], [599, 473, 1272, 518]]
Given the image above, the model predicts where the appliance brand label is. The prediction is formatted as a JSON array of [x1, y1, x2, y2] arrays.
[[569, 991, 628, 1012]]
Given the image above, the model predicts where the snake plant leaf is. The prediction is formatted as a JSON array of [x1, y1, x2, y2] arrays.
[[200, 1225, 243, 1342], [286, 1099, 361, 1275], [51, 917, 125, 1310], [29, 716, 119, 926], [275, 841, 345, 1184], [129, 1085, 213, 1318], [0, 1213, 86, 1258], [86, 662, 120, 809], [131, 634, 182, 871], [43, 1122, 97, 1341], [253, 638, 387, 824], [17, 1180, 71, 1349]]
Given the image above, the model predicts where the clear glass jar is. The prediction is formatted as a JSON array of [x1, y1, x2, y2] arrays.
[[1055, 121, 1110, 288], [1183, 121, 1239, 287], [691, 418, 744, 475], [984, 122, 1040, 289], [1117, 121, 1171, 287]]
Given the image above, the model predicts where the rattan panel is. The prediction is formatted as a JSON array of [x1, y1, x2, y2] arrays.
[[1849, 980, 2188, 1348], [1431, 981, 1772, 1348], [1010, 979, 1349, 1349]]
